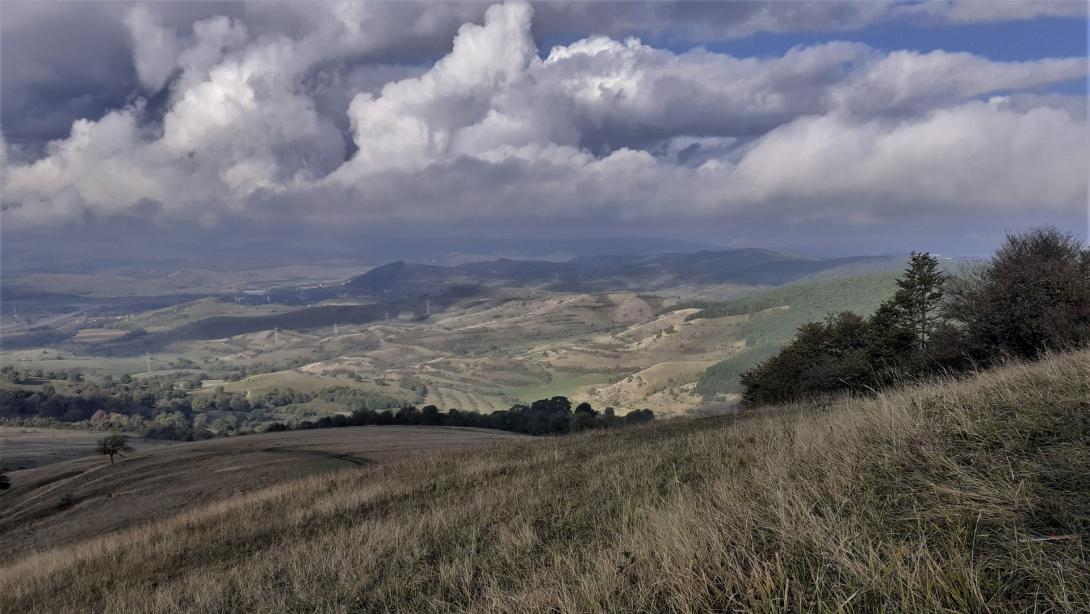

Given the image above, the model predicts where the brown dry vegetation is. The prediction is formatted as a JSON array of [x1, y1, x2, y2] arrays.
[[0, 427, 174, 471], [1, 351, 1088, 612], [0, 427, 526, 559]]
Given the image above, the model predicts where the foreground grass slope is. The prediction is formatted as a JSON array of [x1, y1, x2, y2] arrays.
[[0, 426, 173, 471], [2, 351, 1088, 612], [0, 427, 526, 558]]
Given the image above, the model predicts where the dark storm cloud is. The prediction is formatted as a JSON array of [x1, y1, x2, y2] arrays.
[[0, 2, 136, 148]]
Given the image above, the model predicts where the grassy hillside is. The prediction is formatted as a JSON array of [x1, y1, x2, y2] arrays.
[[693, 271, 899, 397], [2, 351, 1087, 612], [0, 427, 174, 471], [0, 426, 526, 558]]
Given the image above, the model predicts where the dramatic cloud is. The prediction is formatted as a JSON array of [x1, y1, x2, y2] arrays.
[[1, 1, 1087, 233], [3, 0, 1084, 143]]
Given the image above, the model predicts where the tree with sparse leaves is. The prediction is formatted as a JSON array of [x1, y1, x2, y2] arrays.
[[96, 435, 133, 465]]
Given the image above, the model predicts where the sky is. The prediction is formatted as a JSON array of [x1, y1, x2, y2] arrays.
[[1, 0, 1087, 260]]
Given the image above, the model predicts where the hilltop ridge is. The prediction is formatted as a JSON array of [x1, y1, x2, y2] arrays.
[[340, 249, 904, 297]]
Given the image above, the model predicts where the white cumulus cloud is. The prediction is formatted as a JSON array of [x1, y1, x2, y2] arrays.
[[1, 1, 1086, 232]]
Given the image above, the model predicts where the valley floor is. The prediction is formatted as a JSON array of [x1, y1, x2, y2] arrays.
[[1, 351, 1087, 612]]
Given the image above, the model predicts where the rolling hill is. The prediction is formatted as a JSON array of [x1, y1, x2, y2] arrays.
[[5, 247, 905, 361], [3, 272, 907, 423], [2, 351, 1086, 612], [692, 271, 902, 398], [0, 426, 527, 559]]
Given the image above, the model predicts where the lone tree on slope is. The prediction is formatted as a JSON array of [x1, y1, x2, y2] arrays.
[[97, 435, 134, 465]]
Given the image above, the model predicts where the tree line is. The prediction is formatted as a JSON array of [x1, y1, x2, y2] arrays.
[[0, 377, 245, 424], [266, 396, 654, 436], [0, 370, 652, 440], [0, 368, 408, 440], [740, 227, 1090, 406]]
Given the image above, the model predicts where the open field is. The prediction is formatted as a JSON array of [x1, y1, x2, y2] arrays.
[[0, 348, 187, 377], [1, 351, 1086, 612], [123, 298, 296, 330], [503, 372, 616, 404], [204, 370, 404, 397], [70, 328, 129, 343], [0, 427, 175, 471], [0, 426, 529, 559]]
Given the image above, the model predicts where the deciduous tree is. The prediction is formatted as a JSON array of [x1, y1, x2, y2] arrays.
[[946, 227, 1090, 359], [96, 435, 134, 465]]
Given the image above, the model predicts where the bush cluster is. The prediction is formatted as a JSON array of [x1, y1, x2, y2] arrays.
[[740, 227, 1090, 406]]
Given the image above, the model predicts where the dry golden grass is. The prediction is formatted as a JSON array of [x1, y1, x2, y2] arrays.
[[0, 426, 526, 559], [1, 351, 1087, 612]]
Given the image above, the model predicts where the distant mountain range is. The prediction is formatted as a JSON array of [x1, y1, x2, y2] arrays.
[[73, 248, 905, 355], [0, 230, 723, 274], [337, 249, 906, 298]]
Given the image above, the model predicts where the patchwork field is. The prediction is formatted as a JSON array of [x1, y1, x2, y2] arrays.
[[293, 293, 759, 414]]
